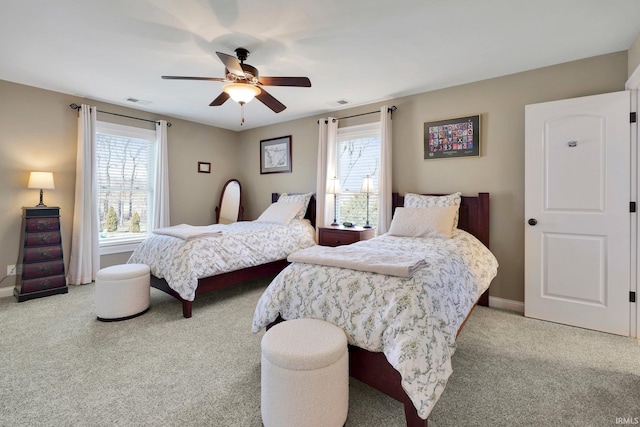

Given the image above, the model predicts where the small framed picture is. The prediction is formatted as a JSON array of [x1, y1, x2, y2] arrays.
[[424, 115, 480, 159], [260, 135, 292, 174], [198, 162, 211, 173]]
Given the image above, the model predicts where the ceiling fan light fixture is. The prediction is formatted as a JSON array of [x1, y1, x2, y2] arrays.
[[162, 48, 310, 117], [222, 83, 261, 104]]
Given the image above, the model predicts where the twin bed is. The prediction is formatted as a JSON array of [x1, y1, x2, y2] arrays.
[[129, 191, 498, 426], [130, 193, 316, 318]]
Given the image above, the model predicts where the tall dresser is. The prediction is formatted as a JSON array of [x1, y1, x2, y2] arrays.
[[14, 207, 68, 302]]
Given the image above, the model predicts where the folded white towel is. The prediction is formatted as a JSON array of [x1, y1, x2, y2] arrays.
[[152, 224, 222, 241], [287, 244, 427, 278]]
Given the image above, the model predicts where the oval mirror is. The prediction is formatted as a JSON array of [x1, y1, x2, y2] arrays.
[[216, 179, 243, 224]]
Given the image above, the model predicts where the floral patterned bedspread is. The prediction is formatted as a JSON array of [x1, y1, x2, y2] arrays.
[[251, 229, 498, 419], [128, 220, 316, 301]]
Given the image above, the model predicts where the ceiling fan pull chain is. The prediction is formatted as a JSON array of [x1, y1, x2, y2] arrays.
[[240, 102, 245, 126]]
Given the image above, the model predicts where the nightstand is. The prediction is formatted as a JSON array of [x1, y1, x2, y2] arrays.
[[318, 226, 375, 247], [14, 207, 68, 302]]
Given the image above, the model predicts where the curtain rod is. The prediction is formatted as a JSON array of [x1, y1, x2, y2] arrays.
[[69, 103, 172, 127], [318, 105, 397, 124]]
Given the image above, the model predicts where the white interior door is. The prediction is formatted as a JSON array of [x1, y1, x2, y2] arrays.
[[524, 91, 631, 336]]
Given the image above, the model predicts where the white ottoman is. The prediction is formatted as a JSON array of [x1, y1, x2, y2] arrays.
[[95, 263, 150, 321], [261, 318, 348, 427]]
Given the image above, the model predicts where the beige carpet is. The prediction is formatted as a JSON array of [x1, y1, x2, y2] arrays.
[[0, 279, 638, 426]]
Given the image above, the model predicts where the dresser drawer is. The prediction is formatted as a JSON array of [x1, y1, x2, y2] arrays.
[[318, 226, 375, 247], [16, 207, 66, 302], [25, 231, 62, 246], [23, 245, 63, 262], [21, 275, 67, 293], [26, 217, 60, 232], [22, 260, 65, 279], [319, 230, 360, 247]]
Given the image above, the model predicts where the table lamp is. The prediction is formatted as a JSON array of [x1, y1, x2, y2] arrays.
[[361, 175, 374, 229], [327, 176, 341, 226], [28, 171, 55, 207]]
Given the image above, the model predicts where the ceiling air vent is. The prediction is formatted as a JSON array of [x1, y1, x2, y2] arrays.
[[125, 97, 152, 105], [327, 99, 350, 107]]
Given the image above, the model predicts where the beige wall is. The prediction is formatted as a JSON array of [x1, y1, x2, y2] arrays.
[[0, 51, 630, 303], [236, 120, 319, 217], [236, 51, 629, 302], [0, 80, 239, 290], [628, 31, 640, 77]]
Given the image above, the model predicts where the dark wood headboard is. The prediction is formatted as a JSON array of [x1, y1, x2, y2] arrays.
[[271, 193, 317, 228], [391, 192, 490, 249]]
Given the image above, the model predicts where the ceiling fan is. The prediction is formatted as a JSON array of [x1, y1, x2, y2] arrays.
[[162, 47, 311, 124]]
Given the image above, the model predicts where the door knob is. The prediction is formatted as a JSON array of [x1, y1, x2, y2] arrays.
[[528, 218, 537, 226]]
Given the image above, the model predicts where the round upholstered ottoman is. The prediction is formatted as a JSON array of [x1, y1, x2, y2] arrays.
[[95, 263, 150, 321], [261, 318, 348, 427]]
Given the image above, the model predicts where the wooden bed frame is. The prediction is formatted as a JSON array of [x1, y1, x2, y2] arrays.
[[269, 192, 491, 427], [150, 193, 316, 318]]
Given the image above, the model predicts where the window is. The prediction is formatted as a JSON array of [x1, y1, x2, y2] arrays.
[[336, 122, 381, 227], [95, 122, 156, 254]]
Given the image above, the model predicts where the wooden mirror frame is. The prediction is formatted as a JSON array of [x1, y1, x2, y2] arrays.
[[215, 179, 244, 223]]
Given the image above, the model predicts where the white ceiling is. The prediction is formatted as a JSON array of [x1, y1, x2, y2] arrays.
[[1, 0, 639, 131]]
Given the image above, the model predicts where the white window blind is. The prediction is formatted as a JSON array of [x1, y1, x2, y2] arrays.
[[96, 122, 156, 246], [336, 122, 381, 227]]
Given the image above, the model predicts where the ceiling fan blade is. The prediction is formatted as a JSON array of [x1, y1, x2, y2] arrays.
[[162, 76, 225, 81], [259, 76, 311, 87], [256, 89, 286, 113], [215, 52, 244, 77], [209, 92, 230, 106]]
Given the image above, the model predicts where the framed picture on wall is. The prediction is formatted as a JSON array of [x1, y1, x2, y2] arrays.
[[197, 162, 211, 173], [423, 115, 480, 159], [260, 135, 292, 174]]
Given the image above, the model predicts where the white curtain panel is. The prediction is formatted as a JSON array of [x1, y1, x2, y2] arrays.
[[67, 104, 100, 285], [152, 120, 170, 230], [378, 105, 393, 233], [316, 117, 339, 238]]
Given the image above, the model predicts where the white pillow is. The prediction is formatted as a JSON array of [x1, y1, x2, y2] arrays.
[[256, 203, 304, 225], [403, 192, 462, 227], [387, 206, 458, 239], [277, 192, 313, 220]]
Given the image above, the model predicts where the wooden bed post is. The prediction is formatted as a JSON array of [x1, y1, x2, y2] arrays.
[[476, 192, 490, 307], [404, 399, 428, 427], [477, 192, 490, 248], [182, 301, 193, 318]]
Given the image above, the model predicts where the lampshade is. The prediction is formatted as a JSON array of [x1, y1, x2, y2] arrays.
[[222, 83, 261, 104], [28, 172, 55, 190], [361, 175, 374, 193], [327, 176, 341, 194]]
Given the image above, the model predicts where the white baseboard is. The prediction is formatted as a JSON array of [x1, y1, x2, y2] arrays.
[[0, 286, 14, 299], [489, 296, 524, 314]]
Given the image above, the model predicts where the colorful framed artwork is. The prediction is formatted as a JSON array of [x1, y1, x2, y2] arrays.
[[423, 115, 480, 159], [260, 135, 292, 174]]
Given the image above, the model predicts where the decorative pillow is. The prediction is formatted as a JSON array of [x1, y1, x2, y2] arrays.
[[277, 192, 313, 220], [403, 192, 462, 227], [387, 206, 458, 239], [256, 202, 304, 225]]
